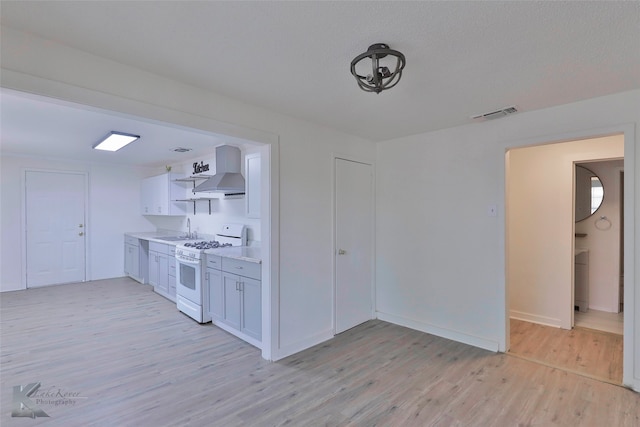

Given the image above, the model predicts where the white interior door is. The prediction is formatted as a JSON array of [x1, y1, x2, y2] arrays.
[[335, 158, 373, 334], [26, 171, 86, 287]]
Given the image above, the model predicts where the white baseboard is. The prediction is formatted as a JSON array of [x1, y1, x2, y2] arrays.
[[587, 304, 619, 313], [624, 374, 640, 393], [510, 310, 561, 328], [271, 328, 334, 361], [0, 283, 25, 292], [376, 311, 500, 352]]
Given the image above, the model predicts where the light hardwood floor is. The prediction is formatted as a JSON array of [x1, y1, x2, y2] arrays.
[[1, 278, 638, 426], [509, 319, 623, 386], [575, 309, 624, 335]]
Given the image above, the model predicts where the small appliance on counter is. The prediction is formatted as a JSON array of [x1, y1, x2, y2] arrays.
[[175, 223, 246, 323]]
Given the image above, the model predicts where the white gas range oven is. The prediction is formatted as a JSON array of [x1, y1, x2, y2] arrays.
[[175, 224, 246, 323]]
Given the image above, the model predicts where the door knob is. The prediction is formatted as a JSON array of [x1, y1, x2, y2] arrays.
[[79, 232, 84, 236], [338, 249, 346, 255], [79, 224, 84, 228]]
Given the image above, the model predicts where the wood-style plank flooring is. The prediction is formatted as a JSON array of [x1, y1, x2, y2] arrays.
[[575, 309, 624, 335], [1, 278, 638, 426], [509, 319, 623, 385]]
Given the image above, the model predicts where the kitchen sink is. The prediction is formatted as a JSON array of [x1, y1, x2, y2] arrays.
[[155, 236, 192, 242]]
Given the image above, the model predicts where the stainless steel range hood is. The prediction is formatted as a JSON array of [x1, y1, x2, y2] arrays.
[[193, 145, 245, 195]]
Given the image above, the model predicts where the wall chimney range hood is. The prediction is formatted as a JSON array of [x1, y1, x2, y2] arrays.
[[193, 145, 245, 195]]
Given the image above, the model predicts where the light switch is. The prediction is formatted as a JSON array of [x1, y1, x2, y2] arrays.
[[487, 204, 498, 217]]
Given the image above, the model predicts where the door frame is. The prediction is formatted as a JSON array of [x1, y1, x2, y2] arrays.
[[620, 170, 625, 312], [22, 168, 90, 288], [332, 154, 376, 335], [501, 123, 635, 390]]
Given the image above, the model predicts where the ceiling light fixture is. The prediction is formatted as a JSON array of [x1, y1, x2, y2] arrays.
[[93, 131, 140, 151], [350, 43, 406, 94]]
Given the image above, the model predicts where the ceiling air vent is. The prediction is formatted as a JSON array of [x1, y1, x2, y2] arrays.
[[171, 147, 192, 153], [471, 106, 518, 121]]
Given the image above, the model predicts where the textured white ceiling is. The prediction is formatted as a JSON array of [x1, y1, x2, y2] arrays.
[[1, 1, 639, 157]]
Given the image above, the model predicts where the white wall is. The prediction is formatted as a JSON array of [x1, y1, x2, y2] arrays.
[[507, 136, 623, 328], [0, 26, 375, 360], [140, 148, 262, 244], [376, 90, 639, 390], [376, 124, 505, 351], [0, 154, 155, 291]]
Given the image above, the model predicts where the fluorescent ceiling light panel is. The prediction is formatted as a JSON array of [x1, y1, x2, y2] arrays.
[[93, 131, 140, 151]]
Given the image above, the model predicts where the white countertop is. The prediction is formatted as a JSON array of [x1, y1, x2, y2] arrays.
[[205, 246, 262, 264], [125, 231, 191, 245], [125, 231, 220, 244], [125, 232, 261, 263]]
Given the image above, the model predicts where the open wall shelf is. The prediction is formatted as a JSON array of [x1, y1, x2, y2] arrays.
[[173, 175, 216, 215], [173, 198, 216, 215]]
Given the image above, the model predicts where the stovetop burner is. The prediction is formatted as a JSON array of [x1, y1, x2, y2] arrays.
[[183, 240, 232, 250]]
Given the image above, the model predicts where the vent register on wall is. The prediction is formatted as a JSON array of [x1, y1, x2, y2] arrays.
[[140, 145, 246, 216]]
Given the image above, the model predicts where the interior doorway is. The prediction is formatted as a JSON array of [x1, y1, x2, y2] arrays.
[[505, 134, 625, 384], [573, 159, 624, 335]]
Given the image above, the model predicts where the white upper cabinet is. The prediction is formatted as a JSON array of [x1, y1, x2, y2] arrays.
[[245, 153, 261, 219], [140, 172, 186, 216]]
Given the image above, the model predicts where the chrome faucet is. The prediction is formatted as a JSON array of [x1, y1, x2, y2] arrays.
[[187, 218, 191, 239]]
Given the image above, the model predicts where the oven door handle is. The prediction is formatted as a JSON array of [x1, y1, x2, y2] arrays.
[[176, 256, 201, 265]]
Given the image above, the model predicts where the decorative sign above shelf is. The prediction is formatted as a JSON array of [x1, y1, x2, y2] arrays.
[[193, 161, 210, 175]]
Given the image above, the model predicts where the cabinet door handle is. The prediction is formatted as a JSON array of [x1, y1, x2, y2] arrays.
[[235, 266, 243, 270]]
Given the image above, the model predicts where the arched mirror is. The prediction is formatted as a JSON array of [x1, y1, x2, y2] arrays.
[[575, 165, 604, 222]]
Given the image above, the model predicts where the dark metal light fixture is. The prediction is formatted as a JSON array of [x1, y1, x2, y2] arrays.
[[350, 43, 406, 94]]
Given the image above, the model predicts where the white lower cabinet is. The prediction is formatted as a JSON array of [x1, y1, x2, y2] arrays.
[[125, 243, 139, 279], [222, 272, 243, 330], [124, 236, 143, 283], [575, 250, 589, 312], [239, 275, 261, 340], [207, 266, 223, 321], [149, 241, 176, 302], [207, 254, 261, 344], [168, 257, 177, 301]]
